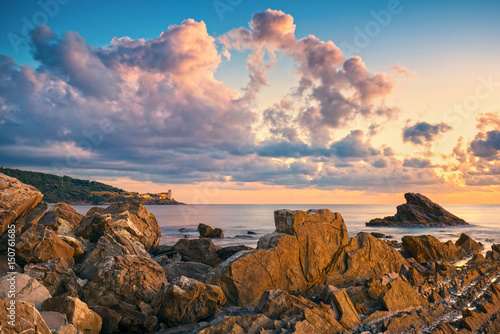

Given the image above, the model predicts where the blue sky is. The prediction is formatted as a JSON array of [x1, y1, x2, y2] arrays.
[[1, 1, 500, 203]]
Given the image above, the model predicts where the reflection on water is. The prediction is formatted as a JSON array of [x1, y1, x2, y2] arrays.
[[72, 204, 500, 250]]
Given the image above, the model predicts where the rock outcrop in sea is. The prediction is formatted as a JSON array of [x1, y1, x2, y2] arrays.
[[366, 192, 468, 227], [1, 173, 500, 334]]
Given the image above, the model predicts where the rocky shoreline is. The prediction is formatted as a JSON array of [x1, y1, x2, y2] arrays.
[[1, 172, 500, 333]]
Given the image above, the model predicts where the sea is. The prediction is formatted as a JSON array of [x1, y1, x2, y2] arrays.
[[72, 204, 500, 253]]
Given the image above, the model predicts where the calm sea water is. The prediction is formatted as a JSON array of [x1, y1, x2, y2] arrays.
[[72, 204, 500, 251]]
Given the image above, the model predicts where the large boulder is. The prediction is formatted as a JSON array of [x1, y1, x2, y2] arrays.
[[38, 203, 83, 237], [325, 232, 409, 287], [16, 224, 75, 265], [173, 238, 223, 266], [42, 296, 102, 334], [198, 223, 224, 238], [455, 233, 484, 254], [0, 201, 47, 254], [0, 273, 51, 310], [157, 276, 226, 326], [402, 235, 467, 263], [366, 193, 467, 227], [163, 261, 213, 282], [74, 202, 161, 251], [81, 255, 167, 308], [382, 278, 429, 313], [330, 289, 361, 330], [110, 302, 158, 333], [0, 173, 43, 237], [25, 258, 84, 297], [76, 230, 149, 280], [0, 299, 51, 334], [206, 209, 349, 306], [89, 306, 122, 334]]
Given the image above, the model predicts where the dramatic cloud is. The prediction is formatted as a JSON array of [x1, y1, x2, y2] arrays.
[[330, 130, 379, 158], [469, 130, 500, 160], [0, 9, 480, 194], [402, 122, 453, 145], [403, 158, 433, 168]]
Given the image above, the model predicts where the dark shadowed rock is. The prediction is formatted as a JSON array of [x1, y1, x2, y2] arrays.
[[149, 244, 174, 256], [216, 245, 253, 261], [173, 238, 223, 266], [111, 302, 158, 333], [198, 223, 224, 238], [206, 209, 349, 306], [157, 276, 226, 326], [76, 229, 149, 280], [81, 255, 167, 308], [16, 224, 75, 265], [382, 278, 428, 313], [163, 261, 212, 282], [0, 299, 51, 334], [42, 296, 102, 334], [25, 258, 83, 297], [325, 232, 409, 287], [366, 193, 467, 227], [89, 306, 122, 334], [0, 173, 43, 237], [198, 314, 274, 334], [74, 202, 161, 251], [402, 235, 467, 263], [455, 233, 484, 254], [38, 202, 83, 237], [0, 273, 51, 310]]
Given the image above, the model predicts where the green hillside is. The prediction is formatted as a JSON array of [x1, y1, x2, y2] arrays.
[[0, 167, 127, 204]]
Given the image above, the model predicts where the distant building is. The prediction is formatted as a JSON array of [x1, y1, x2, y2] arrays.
[[159, 190, 172, 200], [140, 193, 152, 199]]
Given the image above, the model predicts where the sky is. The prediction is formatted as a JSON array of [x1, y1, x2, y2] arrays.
[[0, 0, 500, 204]]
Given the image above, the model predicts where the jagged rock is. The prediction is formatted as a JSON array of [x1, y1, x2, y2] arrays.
[[366, 193, 467, 227], [217, 245, 253, 261], [25, 258, 83, 297], [81, 255, 167, 308], [163, 261, 212, 282], [173, 238, 223, 266], [38, 203, 83, 237], [407, 266, 425, 287], [59, 235, 87, 262], [0, 173, 43, 237], [198, 314, 274, 334], [16, 224, 75, 265], [42, 296, 102, 334], [455, 233, 484, 254], [325, 232, 409, 287], [0, 299, 51, 333], [56, 324, 80, 334], [0, 273, 51, 310], [149, 244, 174, 256], [382, 278, 429, 312], [110, 302, 157, 333], [302, 307, 345, 333], [157, 276, 226, 326], [0, 201, 47, 254], [207, 209, 349, 306], [89, 306, 122, 334], [429, 289, 443, 303], [40, 311, 68, 331], [74, 202, 161, 251], [255, 289, 317, 319], [432, 323, 458, 334], [330, 289, 361, 330], [76, 230, 149, 280], [467, 253, 486, 265], [198, 223, 224, 238], [362, 310, 389, 324], [402, 235, 467, 263]]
